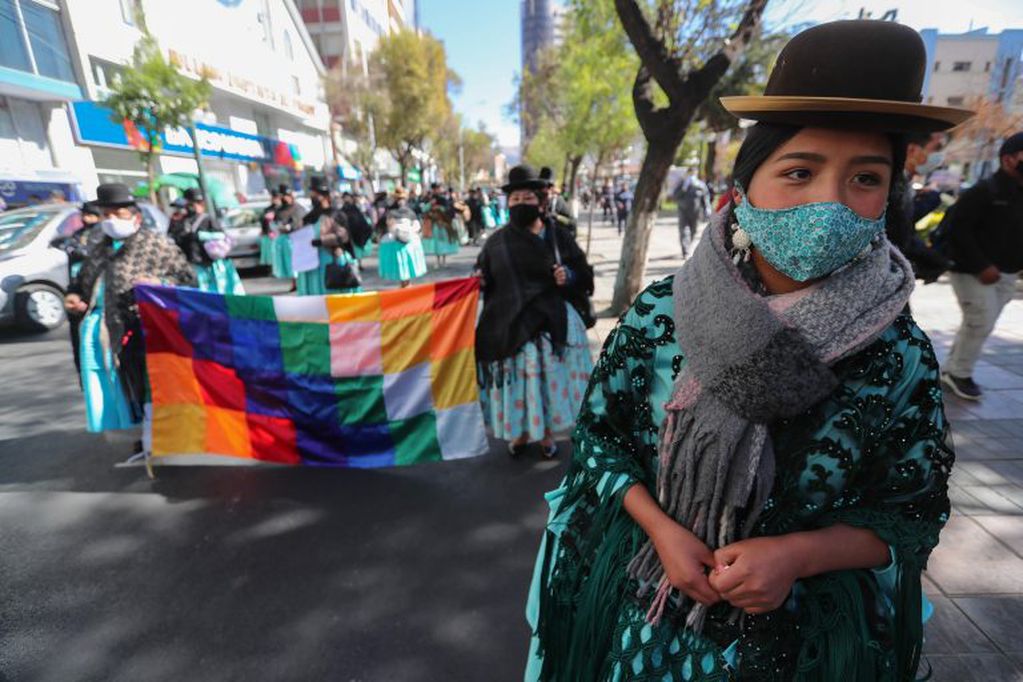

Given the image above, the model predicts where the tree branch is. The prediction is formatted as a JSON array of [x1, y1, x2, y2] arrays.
[[615, 0, 685, 100], [685, 0, 769, 98]]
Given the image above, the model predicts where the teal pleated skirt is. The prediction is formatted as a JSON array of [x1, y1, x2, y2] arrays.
[[296, 248, 362, 296], [271, 234, 293, 279], [353, 240, 375, 260], [259, 235, 274, 265], [422, 229, 459, 256], [378, 237, 428, 282], [80, 285, 139, 433], [195, 259, 246, 295]]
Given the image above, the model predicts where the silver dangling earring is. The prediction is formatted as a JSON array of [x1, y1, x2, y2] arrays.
[[731, 223, 752, 265]]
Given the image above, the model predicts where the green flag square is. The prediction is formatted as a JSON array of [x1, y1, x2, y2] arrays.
[[226, 294, 277, 321], [335, 375, 388, 426], [279, 322, 331, 376], [390, 412, 443, 466]]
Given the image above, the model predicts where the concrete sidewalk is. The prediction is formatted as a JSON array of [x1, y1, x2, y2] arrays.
[[581, 213, 1023, 679]]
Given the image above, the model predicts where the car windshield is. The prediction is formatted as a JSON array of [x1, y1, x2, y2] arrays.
[[0, 208, 61, 253], [221, 206, 266, 229]]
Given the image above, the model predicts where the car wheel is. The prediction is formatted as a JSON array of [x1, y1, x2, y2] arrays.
[[15, 284, 66, 332]]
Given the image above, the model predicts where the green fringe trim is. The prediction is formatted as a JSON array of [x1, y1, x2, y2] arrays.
[[535, 476, 644, 682]]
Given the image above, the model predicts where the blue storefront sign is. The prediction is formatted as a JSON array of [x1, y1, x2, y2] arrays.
[[69, 101, 285, 165]]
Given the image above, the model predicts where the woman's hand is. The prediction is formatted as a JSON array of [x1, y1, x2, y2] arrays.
[[553, 265, 568, 286], [64, 293, 87, 314], [651, 519, 721, 606], [709, 536, 804, 614]]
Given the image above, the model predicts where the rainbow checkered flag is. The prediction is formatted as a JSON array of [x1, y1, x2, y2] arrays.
[[136, 278, 488, 467]]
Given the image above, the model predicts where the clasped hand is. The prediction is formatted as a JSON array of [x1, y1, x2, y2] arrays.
[[654, 521, 802, 614]]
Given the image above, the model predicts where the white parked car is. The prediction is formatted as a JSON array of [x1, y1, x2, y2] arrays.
[[0, 203, 168, 332]]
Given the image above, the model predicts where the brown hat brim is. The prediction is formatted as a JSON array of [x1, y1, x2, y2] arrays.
[[720, 95, 974, 132]]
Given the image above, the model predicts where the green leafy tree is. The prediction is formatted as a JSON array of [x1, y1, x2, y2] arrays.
[[102, 25, 211, 203], [610, 0, 769, 314], [326, 64, 390, 187], [373, 30, 458, 183]]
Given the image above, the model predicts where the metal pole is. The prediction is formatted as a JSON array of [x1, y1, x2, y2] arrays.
[[188, 122, 219, 229]]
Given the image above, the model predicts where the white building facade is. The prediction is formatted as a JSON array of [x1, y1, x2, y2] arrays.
[[66, 0, 333, 199], [0, 0, 335, 207]]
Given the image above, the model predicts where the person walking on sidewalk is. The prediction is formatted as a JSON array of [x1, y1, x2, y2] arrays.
[[613, 182, 633, 235], [525, 21, 969, 681], [672, 166, 711, 257], [936, 132, 1023, 400], [475, 165, 594, 460]]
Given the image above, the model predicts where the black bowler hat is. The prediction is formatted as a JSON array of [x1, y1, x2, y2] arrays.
[[309, 177, 331, 195], [721, 20, 974, 132], [502, 165, 548, 193], [539, 166, 555, 187], [80, 201, 101, 217], [998, 132, 1023, 157], [93, 183, 137, 208], [183, 187, 204, 203], [278, 184, 293, 195]]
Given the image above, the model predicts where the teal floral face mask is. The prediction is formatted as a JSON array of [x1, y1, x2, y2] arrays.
[[733, 187, 886, 282]]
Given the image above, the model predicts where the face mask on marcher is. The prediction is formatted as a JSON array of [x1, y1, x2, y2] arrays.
[[733, 187, 885, 282], [100, 217, 139, 239], [509, 203, 541, 229], [917, 150, 945, 175]]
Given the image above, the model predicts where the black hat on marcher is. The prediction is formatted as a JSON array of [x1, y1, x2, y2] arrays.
[[80, 201, 101, 217], [998, 132, 1023, 157], [270, 188, 281, 198], [502, 165, 548, 193], [309, 177, 331, 195], [183, 187, 205, 203], [720, 20, 974, 132], [93, 183, 137, 208], [538, 166, 555, 187], [278, 184, 294, 196]]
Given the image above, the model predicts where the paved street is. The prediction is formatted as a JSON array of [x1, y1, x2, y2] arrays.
[[2, 215, 1022, 680]]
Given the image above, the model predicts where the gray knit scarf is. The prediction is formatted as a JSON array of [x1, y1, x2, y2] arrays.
[[627, 212, 915, 632]]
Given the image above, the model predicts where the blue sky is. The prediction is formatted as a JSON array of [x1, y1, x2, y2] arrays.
[[420, 0, 522, 150], [421, 0, 1023, 150]]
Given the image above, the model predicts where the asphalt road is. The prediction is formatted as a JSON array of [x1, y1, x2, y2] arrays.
[[0, 261, 566, 682]]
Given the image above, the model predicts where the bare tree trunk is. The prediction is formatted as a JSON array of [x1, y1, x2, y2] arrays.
[[704, 135, 717, 182], [610, 0, 768, 314], [567, 155, 583, 201], [610, 130, 683, 314], [585, 151, 606, 256], [145, 149, 157, 205]]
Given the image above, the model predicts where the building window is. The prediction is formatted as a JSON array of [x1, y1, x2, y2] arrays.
[[0, 0, 32, 72], [21, 0, 75, 82], [947, 96, 965, 106], [119, 0, 135, 25], [284, 30, 294, 61], [934, 61, 940, 71], [985, 61, 992, 72], [292, 75, 301, 95], [952, 61, 971, 72], [0, 0, 75, 83]]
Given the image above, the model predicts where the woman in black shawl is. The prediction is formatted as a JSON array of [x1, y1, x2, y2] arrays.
[[476, 165, 594, 459]]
